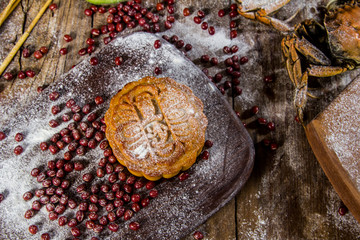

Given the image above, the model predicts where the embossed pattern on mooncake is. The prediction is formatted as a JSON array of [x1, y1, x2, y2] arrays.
[[105, 76, 208, 180]]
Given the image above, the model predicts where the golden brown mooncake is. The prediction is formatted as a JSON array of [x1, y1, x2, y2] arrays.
[[104, 76, 208, 181]]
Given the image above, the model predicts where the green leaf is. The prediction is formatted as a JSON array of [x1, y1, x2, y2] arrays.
[[85, 0, 127, 5]]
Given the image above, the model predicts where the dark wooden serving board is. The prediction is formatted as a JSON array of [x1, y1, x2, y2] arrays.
[[306, 75, 360, 223], [0, 32, 254, 239]]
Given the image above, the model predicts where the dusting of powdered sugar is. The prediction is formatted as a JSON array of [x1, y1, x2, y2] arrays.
[[0, 32, 253, 240], [322, 76, 360, 190], [157, 18, 255, 65]]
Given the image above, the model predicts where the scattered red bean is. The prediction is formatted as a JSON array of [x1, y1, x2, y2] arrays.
[[49, 3, 57, 11], [40, 46, 49, 54], [87, 45, 96, 53], [183, 8, 190, 16], [214, 73, 222, 83], [240, 56, 249, 64], [65, 99, 75, 109], [223, 46, 230, 54], [24, 209, 35, 219], [149, 189, 158, 198], [140, 197, 149, 207], [73, 113, 82, 122], [4, 4, 290, 239], [59, 48, 68, 55], [229, 10, 238, 18], [14, 145, 23, 155], [145, 181, 155, 190], [61, 113, 70, 122], [264, 75, 274, 83], [201, 22, 208, 30], [23, 191, 33, 201], [74, 162, 85, 171], [84, 9, 93, 16], [30, 168, 40, 177], [49, 91, 60, 101], [193, 231, 204, 239], [83, 173, 93, 182], [22, 48, 31, 58], [270, 143, 278, 151], [0, 132, 6, 140], [93, 224, 104, 233], [37, 86, 45, 93], [154, 39, 162, 49], [218, 9, 225, 17], [210, 57, 218, 66], [156, 3, 164, 11], [49, 119, 59, 128], [63, 162, 73, 172], [194, 16, 201, 24], [108, 222, 119, 232], [114, 56, 124, 66], [94, 96, 104, 105], [78, 48, 87, 56], [129, 221, 140, 231], [32, 200, 42, 211], [230, 3, 237, 10], [233, 86, 242, 96], [250, 106, 259, 115], [231, 45, 239, 53], [230, 29, 237, 39], [14, 133, 23, 142], [25, 69, 36, 78], [200, 55, 210, 63], [338, 205, 348, 216], [58, 216, 68, 226], [36, 172, 46, 183], [258, 118, 267, 125], [17, 71, 26, 79], [154, 67, 162, 75], [197, 10, 205, 18], [267, 122, 275, 131], [230, 20, 237, 28], [34, 50, 43, 59], [98, 6, 106, 13], [224, 81, 232, 90], [29, 225, 38, 235], [86, 38, 95, 45], [167, 5, 175, 14], [41, 233, 50, 240], [179, 172, 189, 181], [90, 57, 99, 65], [71, 227, 81, 237], [68, 199, 77, 209], [208, 26, 215, 35], [225, 58, 233, 66], [201, 150, 209, 160], [164, 20, 172, 29], [205, 140, 213, 148], [51, 105, 61, 115]]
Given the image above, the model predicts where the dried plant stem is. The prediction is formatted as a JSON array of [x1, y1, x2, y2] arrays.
[[0, 0, 20, 28], [0, 0, 53, 76]]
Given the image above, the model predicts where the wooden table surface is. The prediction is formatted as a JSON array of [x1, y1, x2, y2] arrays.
[[1, 0, 360, 239]]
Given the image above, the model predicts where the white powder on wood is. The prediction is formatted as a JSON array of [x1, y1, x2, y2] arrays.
[[323, 76, 360, 190]]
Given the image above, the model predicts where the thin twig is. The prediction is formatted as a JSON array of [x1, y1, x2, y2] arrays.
[[0, 0, 53, 76], [0, 0, 20, 28]]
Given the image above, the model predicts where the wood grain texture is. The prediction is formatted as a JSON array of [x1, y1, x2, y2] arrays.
[[0, 32, 255, 239], [1, 0, 360, 239], [306, 75, 360, 224]]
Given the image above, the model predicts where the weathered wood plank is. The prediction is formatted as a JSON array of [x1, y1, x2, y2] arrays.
[[233, 1, 360, 239]]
